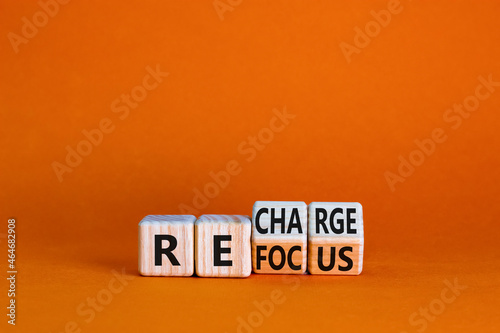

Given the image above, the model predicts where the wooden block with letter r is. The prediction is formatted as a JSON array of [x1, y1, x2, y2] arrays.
[[138, 215, 195, 276], [252, 201, 308, 274], [308, 202, 364, 275], [195, 215, 252, 278]]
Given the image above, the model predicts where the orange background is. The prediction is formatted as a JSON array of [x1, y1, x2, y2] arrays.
[[1, 0, 499, 332]]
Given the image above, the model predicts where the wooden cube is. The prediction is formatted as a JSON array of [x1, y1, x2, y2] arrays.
[[251, 201, 307, 274], [195, 215, 251, 278], [138, 215, 195, 276], [308, 202, 364, 275]]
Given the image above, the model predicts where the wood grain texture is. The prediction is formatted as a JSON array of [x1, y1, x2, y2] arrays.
[[195, 215, 251, 278], [252, 201, 307, 274], [138, 215, 195, 276], [308, 202, 364, 275]]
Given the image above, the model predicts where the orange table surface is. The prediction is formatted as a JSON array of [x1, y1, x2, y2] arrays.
[[1, 1, 499, 332]]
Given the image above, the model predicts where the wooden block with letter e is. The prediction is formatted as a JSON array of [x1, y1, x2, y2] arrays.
[[252, 201, 307, 274], [138, 215, 195, 276], [195, 215, 252, 278], [308, 202, 364, 275]]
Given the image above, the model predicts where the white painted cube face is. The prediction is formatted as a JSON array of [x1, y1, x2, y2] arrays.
[[138, 215, 195, 277], [252, 201, 307, 238], [308, 202, 364, 238]]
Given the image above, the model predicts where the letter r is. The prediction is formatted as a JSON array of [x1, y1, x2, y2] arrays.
[[155, 235, 180, 266]]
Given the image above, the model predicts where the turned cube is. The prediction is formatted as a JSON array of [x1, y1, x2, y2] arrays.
[[308, 202, 364, 275], [251, 201, 307, 274], [195, 215, 252, 278], [138, 215, 195, 276]]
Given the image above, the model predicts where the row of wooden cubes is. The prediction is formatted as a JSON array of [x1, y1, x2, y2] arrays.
[[139, 201, 363, 277]]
